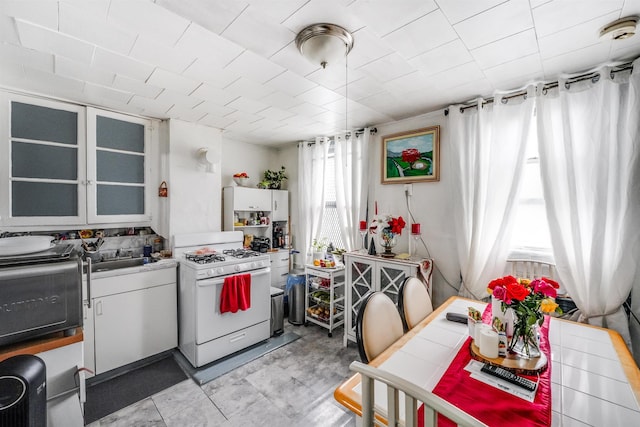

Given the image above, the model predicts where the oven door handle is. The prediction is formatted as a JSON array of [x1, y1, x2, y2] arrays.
[[197, 268, 271, 287]]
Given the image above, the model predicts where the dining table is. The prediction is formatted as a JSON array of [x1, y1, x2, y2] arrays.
[[334, 296, 640, 426]]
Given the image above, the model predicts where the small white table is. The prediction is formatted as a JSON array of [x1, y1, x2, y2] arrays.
[[335, 296, 640, 426]]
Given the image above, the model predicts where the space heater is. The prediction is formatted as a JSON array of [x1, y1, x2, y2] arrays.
[[0, 354, 46, 427]]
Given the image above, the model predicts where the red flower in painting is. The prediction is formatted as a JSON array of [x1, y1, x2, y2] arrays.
[[401, 148, 421, 163]]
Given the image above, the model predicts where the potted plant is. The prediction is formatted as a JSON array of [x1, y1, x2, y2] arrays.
[[311, 237, 329, 261], [258, 166, 288, 189]]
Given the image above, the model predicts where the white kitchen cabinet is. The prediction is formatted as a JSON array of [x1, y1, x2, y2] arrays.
[[271, 190, 289, 222], [269, 249, 290, 289], [223, 186, 272, 246], [227, 187, 272, 211], [83, 262, 177, 376], [343, 253, 433, 346]]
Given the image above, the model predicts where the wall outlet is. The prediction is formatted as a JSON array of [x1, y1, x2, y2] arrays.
[[404, 183, 413, 196]]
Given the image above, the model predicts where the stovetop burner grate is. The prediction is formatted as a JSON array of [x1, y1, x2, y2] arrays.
[[222, 249, 261, 258], [185, 253, 226, 264]]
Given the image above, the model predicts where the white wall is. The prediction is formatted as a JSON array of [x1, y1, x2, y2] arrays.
[[220, 137, 276, 189], [167, 120, 222, 238]]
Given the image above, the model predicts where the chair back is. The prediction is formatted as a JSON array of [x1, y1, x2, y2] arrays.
[[506, 259, 563, 294], [350, 360, 487, 427], [356, 292, 404, 363], [398, 277, 433, 331]]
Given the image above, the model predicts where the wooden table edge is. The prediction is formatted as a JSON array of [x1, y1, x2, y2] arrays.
[[0, 328, 83, 362]]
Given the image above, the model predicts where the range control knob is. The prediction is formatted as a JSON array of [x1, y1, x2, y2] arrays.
[[234, 264, 241, 272], [207, 269, 215, 276], [250, 262, 257, 269], [216, 267, 224, 275]]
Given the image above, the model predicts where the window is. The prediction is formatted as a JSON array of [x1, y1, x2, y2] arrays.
[[317, 144, 345, 250]]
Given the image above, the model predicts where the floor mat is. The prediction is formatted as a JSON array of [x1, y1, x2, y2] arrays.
[[84, 355, 187, 425], [176, 331, 301, 386]]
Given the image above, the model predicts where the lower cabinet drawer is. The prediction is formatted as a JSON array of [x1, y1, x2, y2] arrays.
[[271, 265, 289, 288]]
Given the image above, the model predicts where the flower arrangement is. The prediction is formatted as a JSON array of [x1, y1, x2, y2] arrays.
[[369, 214, 406, 256], [487, 275, 562, 357]]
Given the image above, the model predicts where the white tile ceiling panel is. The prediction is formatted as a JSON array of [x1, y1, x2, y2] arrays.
[[55, 56, 115, 87], [347, 28, 395, 69], [112, 75, 163, 99], [542, 43, 612, 76], [23, 67, 85, 98], [259, 91, 304, 110], [348, 0, 438, 38], [382, 71, 438, 96], [264, 71, 317, 97], [224, 109, 262, 123], [198, 113, 236, 129], [175, 23, 244, 69], [108, 0, 190, 47], [289, 102, 328, 118], [482, 53, 544, 87], [383, 10, 458, 60], [426, 61, 486, 91], [282, 0, 364, 35], [295, 85, 343, 105], [83, 82, 132, 104], [251, 118, 287, 131], [222, 7, 296, 58], [357, 52, 416, 83], [530, 0, 553, 8], [168, 107, 207, 122], [92, 48, 155, 82], [223, 77, 274, 100], [269, 42, 322, 77], [128, 94, 174, 117], [435, 0, 507, 25], [59, 3, 135, 55], [0, 43, 53, 73], [129, 36, 196, 75], [305, 66, 364, 91], [0, 61, 25, 84], [15, 19, 95, 64], [622, 0, 640, 16], [226, 96, 268, 114], [224, 119, 262, 132], [155, 89, 203, 110], [454, 0, 534, 50], [0, 15, 19, 45], [182, 58, 239, 89], [190, 83, 238, 106], [147, 68, 200, 95], [224, 50, 285, 84], [193, 101, 235, 117], [0, 1, 58, 30], [245, 0, 309, 23], [612, 40, 640, 61], [155, 0, 247, 35], [344, 76, 386, 101], [537, 12, 619, 60], [471, 29, 539, 70], [410, 39, 474, 77], [257, 106, 296, 122], [532, 0, 624, 38]]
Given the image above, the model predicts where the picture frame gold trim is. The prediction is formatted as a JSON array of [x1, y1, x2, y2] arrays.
[[381, 126, 440, 184]]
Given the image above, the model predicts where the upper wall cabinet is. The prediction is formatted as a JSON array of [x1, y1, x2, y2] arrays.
[[271, 190, 288, 222], [0, 93, 154, 228]]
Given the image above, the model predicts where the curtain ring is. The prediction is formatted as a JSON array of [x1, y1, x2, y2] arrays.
[[460, 107, 465, 114], [542, 87, 548, 95], [592, 74, 600, 84], [523, 93, 528, 100], [564, 81, 571, 89], [501, 97, 508, 104], [610, 69, 615, 79]]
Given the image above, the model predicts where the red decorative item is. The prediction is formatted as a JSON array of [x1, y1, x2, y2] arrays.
[[359, 220, 367, 231], [158, 181, 168, 197], [411, 223, 421, 235], [401, 148, 421, 163]]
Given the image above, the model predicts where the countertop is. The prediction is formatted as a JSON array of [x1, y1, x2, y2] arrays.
[[88, 257, 178, 279], [0, 328, 83, 362]]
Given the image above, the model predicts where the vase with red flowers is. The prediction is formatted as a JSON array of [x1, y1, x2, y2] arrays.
[[488, 275, 562, 358], [369, 214, 406, 257]]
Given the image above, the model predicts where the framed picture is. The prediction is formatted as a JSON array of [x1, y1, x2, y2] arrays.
[[381, 126, 440, 184]]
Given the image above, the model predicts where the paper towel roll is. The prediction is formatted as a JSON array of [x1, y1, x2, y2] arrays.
[[479, 328, 499, 359]]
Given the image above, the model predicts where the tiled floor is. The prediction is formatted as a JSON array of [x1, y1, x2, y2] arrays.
[[87, 322, 359, 426]]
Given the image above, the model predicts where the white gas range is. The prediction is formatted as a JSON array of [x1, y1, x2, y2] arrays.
[[174, 231, 271, 368]]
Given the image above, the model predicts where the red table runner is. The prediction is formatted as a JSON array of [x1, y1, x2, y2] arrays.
[[421, 305, 552, 427]]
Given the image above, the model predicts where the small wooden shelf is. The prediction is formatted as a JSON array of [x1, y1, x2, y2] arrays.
[[469, 340, 548, 376]]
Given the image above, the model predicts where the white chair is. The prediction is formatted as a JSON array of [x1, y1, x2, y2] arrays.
[[356, 291, 404, 363], [398, 277, 433, 331], [506, 259, 557, 280], [350, 360, 487, 427]]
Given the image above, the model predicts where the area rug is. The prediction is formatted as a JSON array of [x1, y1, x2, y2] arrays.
[[176, 331, 300, 386], [84, 354, 187, 425]]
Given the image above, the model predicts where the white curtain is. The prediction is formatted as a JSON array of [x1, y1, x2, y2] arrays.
[[536, 60, 640, 344], [335, 129, 370, 251], [449, 91, 534, 299], [297, 137, 330, 263]]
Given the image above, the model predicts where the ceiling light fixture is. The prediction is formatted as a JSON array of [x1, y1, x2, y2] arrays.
[[600, 16, 638, 40], [295, 23, 354, 69]]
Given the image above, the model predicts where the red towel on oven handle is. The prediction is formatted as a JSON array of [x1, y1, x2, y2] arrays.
[[220, 274, 251, 314]]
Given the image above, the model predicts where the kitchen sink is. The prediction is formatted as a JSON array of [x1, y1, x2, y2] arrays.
[[89, 257, 145, 272]]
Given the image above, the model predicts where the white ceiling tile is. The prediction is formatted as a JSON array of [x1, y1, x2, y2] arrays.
[[224, 118, 263, 132], [92, 48, 154, 82], [246, 0, 309, 23], [222, 7, 296, 58], [426, 61, 486, 91], [410, 39, 474, 77], [259, 91, 304, 110], [471, 29, 539, 69], [269, 42, 322, 77], [224, 109, 261, 123], [225, 50, 285, 83], [0, 15, 19, 44], [483, 53, 544, 88], [357, 52, 416, 83], [128, 94, 174, 116], [129, 35, 196, 75], [108, 1, 190, 46], [55, 56, 115, 86], [190, 83, 239, 106], [166, 106, 207, 122], [264, 70, 317, 97], [182, 58, 239, 89], [193, 101, 236, 117], [530, 0, 553, 8], [295, 85, 343, 105], [175, 23, 244, 69], [436, 0, 507, 25], [382, 71, 437, 95], [59, 3, 135, 55], [147, 68, 200, 95], [533, 0, 624, 37], [257, 106, 296, 122], [155, 89, 203, 109], [612, 39, 640, 61], [1, 0, 59, 30], [282, 0, 365, 35], [224, 77, 275, 99], [0, 42, 53, 73], [383, 10, 458, 59], [83, 82, 132, 104], [542, 43, 612, 77], [112, 75, 163, 99], [0, 61, 25, 84], [155, 0, 247, 35], [313, 109, 343, 124], [344, 76, 386, 101], [23, 67, 85, 98], [226, 96, 269, 114], [347, 27, 395, 69], [15, 19, 95, 64], [537, 11, 619, 60], [289, 102, 328, 118], [349, 0, 438, 37], [250, 118, 287, 131], [199, 113, 236, 129], [454, 0, 534, 50], [305, 66, 364, 91]]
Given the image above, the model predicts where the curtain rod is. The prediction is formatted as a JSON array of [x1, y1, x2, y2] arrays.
[[444, 62, 634, 115], [302, 127, 378, 145]]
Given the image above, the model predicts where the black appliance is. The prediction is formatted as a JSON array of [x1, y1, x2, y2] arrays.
[[0, 354, 46, 427], [250, 237, 270, 253], [0, 244, 82, 347]]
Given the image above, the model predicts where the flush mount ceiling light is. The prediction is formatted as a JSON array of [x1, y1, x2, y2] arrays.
[[295, 23, 354, 69], [600, 16, 638, 40]]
